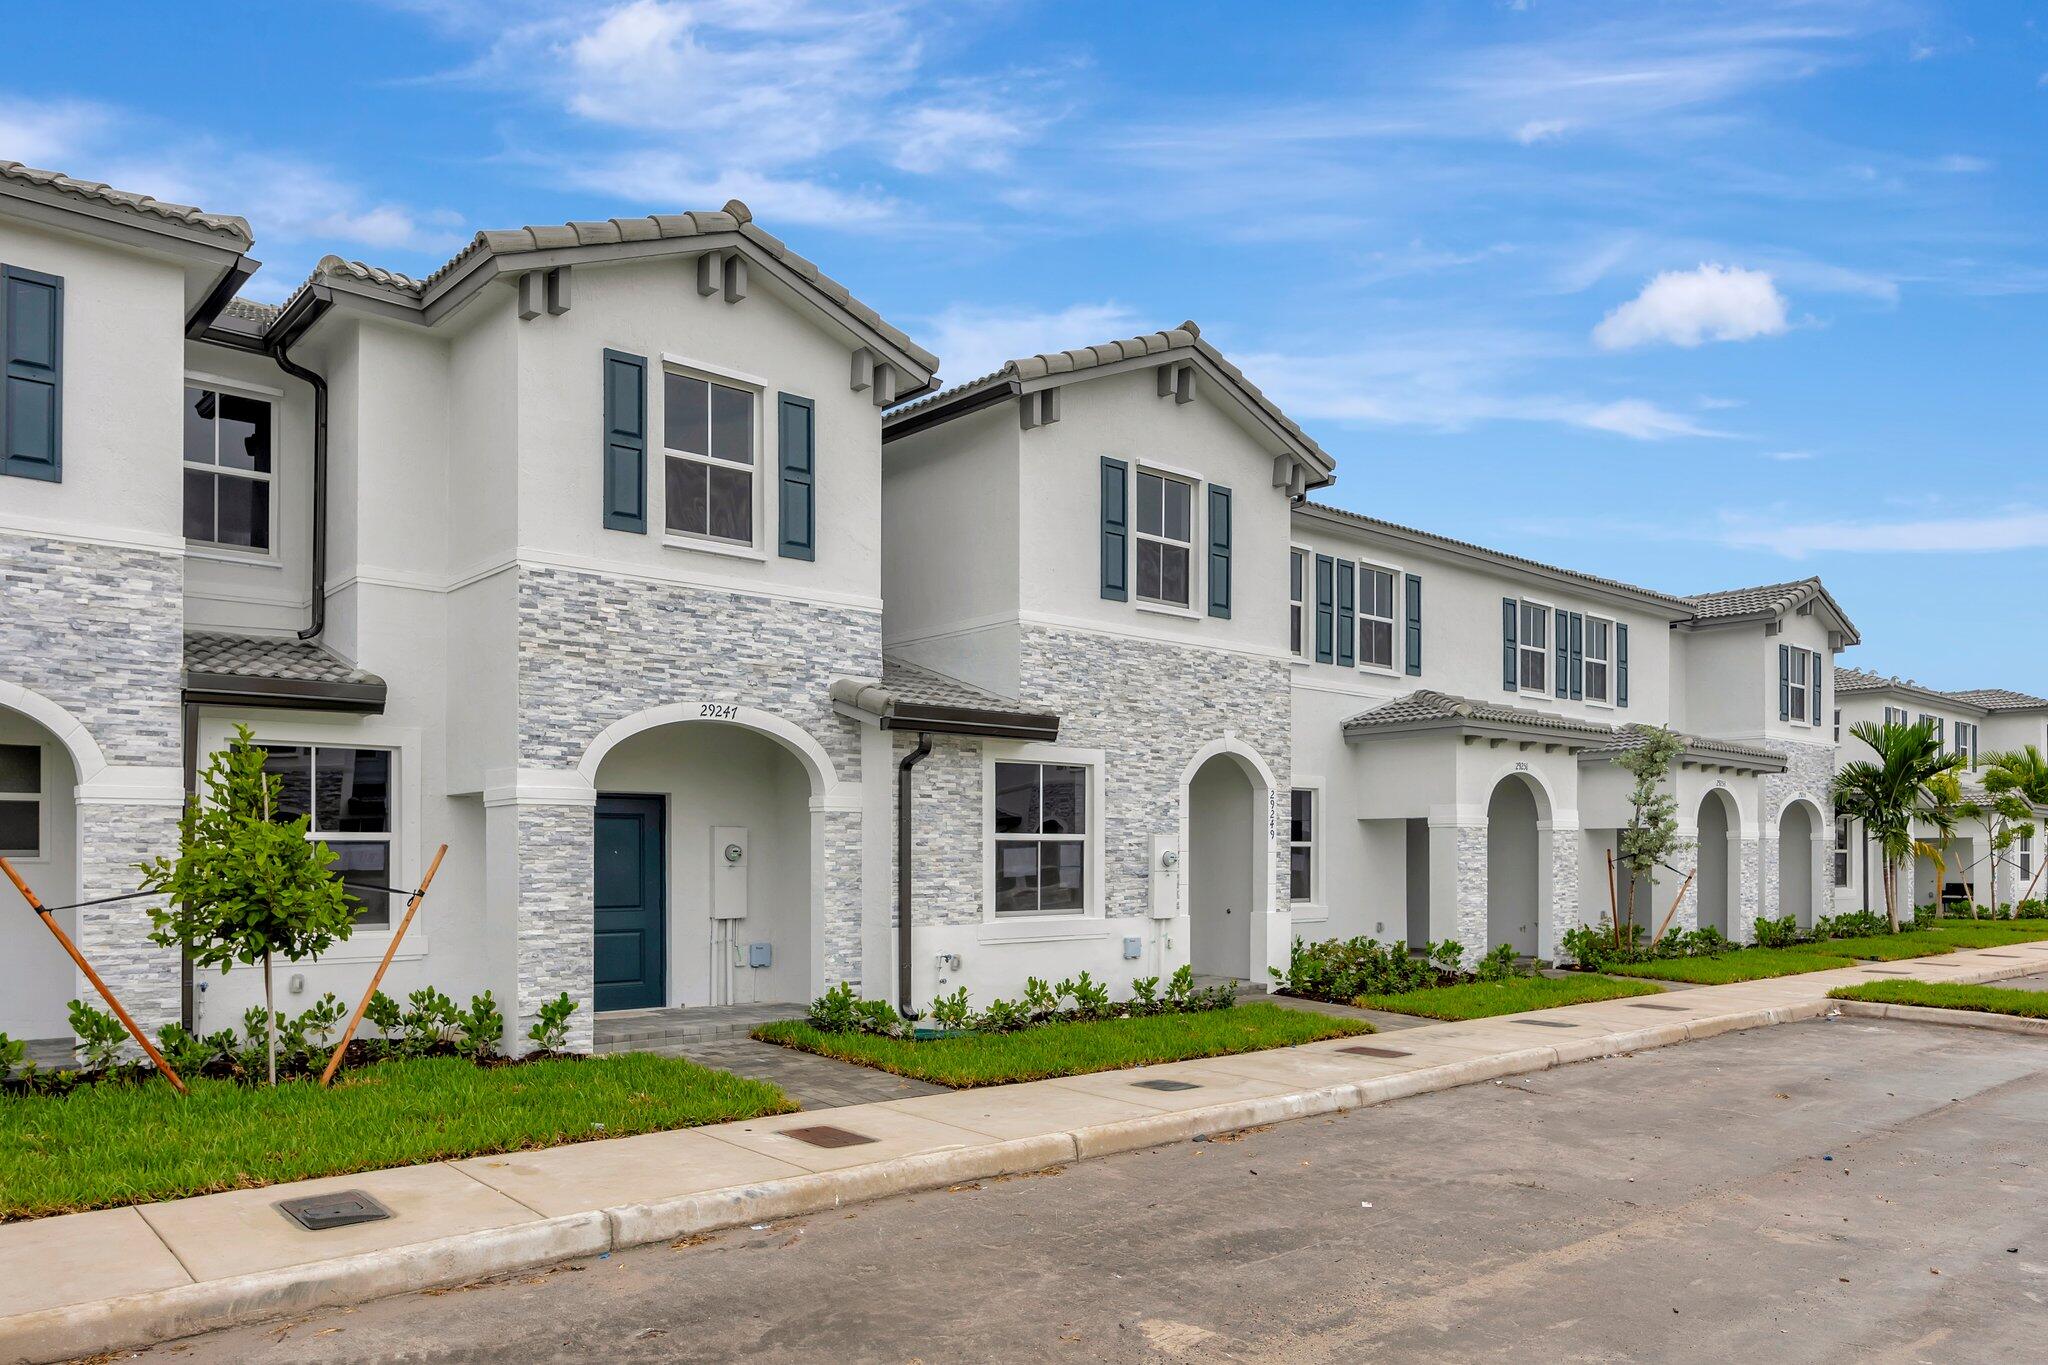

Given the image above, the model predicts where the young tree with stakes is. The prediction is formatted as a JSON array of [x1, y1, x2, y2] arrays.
[[1611, 726, 1693, 945], [139, 725, 360, 1084]]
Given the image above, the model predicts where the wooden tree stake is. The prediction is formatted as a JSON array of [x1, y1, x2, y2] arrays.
[[1650, 868, 1699, 946], [320, 844, 449, 1087], [1, 856, 188, 1095]]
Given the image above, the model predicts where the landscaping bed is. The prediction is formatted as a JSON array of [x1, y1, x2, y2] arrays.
[[1356, 974, 1667, 1020], [1828, 979, 2048, 1019], [0, 1052, 795, 1220], [754, 1004, 1370, 1087]]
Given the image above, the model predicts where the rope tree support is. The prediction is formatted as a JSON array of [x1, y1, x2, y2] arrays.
[[319, 843, 449, 1088], [0, 855, 189, 1095]]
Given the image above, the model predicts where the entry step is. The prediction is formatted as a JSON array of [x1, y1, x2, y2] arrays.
[[593, 1003, 804, 1052]]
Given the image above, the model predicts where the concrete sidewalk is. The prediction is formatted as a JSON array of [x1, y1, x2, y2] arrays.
[[5, 941, 2047, 1363]]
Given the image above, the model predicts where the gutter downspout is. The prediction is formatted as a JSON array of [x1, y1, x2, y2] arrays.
[[896, 732, 933, 1016], [267, 337, 329, 641]]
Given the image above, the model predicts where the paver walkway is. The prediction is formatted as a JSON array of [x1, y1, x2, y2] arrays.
[[5, 940, 2046, 1363], [643, 1035, 948, 1109]]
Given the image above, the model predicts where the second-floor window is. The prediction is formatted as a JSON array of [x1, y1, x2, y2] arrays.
[[1135, 471, 1193, 608], [1584, 617, 1613, 703], [1358, 565, 1396, 669], [1518, 601, 1549, 693], [664, 371, 754, 546], [1787, 650, 1809, 722], [1289, 549, 1307, 657], [1884, 706, 1909, 728], [1954, 721, 1979, 766], [183, 386, 272, 552]]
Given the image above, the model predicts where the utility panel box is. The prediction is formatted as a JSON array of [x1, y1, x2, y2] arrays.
[[747, 942, 773, 968], [712, 826, 749, 919], [1148, 833, 1180, 919]]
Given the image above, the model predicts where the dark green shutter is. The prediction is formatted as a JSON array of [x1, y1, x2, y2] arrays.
[[1315, 554, 1335, 663], [1778, 644, 1791, 720], [601, 349, 647, 533], [1554, 607, 1569, 699], [1616, 623, 1629, 707], [1, 265, 63, 482], [776, 393, 815, 560], [1100, 458, 1128, 600], [1810, 650, 1824, 728], [1502, 598, 1518, 691], [1206, 484, 1232, 618], [1403, 573, 1422, 675], [1569, 613, 1584, 702], [1335, 561, 1355, 667]]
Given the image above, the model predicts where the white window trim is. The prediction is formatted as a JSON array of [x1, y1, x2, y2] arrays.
[[1516, 597, 1552, 696], [197, 715, 424, 963], [659, 361, 764, 554], [1287, 777, 1322, 912], [1787, 650, 1811, 724], [1354, 560, 1400, 675], [1288, 545, 1311, 664], [980, 740, 1106, 926], [1580, 613, 1615, 708], [1833, 815, 1853, 888], [0, 739, 47, 862], [1133, 465, 1199, 611], [182, 376, 281, 563]]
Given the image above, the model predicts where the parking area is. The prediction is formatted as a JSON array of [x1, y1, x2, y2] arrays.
[[160, 1016, 2048, 1362]]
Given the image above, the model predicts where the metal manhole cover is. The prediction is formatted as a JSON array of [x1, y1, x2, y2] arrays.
[[276, 1190, 392, 1231], [1340, 1045, 1412, 1058], [780, 1125, 877, 1149], [1512, 1018, 1576, 1028], [1133, 1079, 1201, 1092], [1627, 1002, 1686, 1012]]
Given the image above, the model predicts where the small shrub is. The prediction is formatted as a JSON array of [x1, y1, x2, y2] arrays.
[[526, 992, 579, 1052], [807, 982, 863, 1033], [2017, 899, 2048, 920], [0, 1033, 26, 1082], [455, 991, 505, 1059], [1186, 978, 1238, 1012], [928, 987, 972, 1031], [977, 997, 1031, 1032], [364, 989, 404, 1039], [277, 993, 347, 1070], [1059, 971, 1112, 1020], [153, 1022, 221, 1079], [1752, 914, 1802, 948], [1021, 976, 1060, 1021], [401, 987, 461, 1053], [1163, 965, 1197, 1009], [1474, 943, 1523, 983], [67, 999, 128, 1073], [1815, 910, 1889, 940], [1127, 975, 1162, 1015]]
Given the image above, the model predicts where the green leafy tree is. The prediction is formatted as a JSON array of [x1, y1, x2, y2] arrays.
[[1983, 746, 2048, 907], [139, 725, 359, 1084], [1832, 719, 1962, 933], [1612, 726, 1691, 942]]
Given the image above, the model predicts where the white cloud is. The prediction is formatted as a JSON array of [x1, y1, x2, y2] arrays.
[[562, 151, 899, 229], [1762, 449, 1817, 461], [1569, 398, 1727, 441], [1717, 508, 2048, 557], [1593, 263, 1789, 350], [919, 302, 1144, 385], [891, 104, 1023, 175], [1935, 153, 1991, 174], [0, 98, 111, 167], [1513, 118, 1570, 144]]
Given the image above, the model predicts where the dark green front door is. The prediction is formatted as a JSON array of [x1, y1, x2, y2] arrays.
[[594, 794, 665, 1012]]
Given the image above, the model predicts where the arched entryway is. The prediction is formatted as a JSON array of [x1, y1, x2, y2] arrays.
[[1486, 774, 1543, 957], [1779, 800, 1817, 928], [1696, 789, 1738, 936], [0, 693, 91, 1039], [589, 718, 818, 1010], [1187, 752, 1259, 980]]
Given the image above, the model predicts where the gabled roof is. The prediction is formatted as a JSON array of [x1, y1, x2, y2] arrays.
[[1683, 577, 1861, 644], [882, 320, 1335, 484], [0, 161, 252, 247], [1837, 666, 2048, 715], [830, 657, 1059, 741], [183, 632, 386, 714], [267, 199, 935, 377], [1946, 687, 2048, 712], [1341, 689, 1614, 740], [1296, 502, 1696, 616]]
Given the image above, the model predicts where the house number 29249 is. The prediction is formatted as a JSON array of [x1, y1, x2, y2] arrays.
[[699, 703, 741, 721]]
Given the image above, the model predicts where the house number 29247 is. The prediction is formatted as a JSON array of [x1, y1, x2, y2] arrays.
[[699, 703, 741, 721]]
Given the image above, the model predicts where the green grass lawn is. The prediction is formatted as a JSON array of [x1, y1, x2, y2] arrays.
[[752, 1004, 1371, 1088], [0, 1053, 795, 1220], [1816, 931, 1960, 960], [1355, 974, 1667, 1020], [1828, 979, 2048, 1018], [1920, 921, 2048, 947], [1605, 948, 1858, 984]]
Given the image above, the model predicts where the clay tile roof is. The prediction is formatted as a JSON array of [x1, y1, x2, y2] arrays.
[[1340, 689, 1616, 738], [1683, 579, 1818, 619], [877, 657, 1031, 711], [184, 632, 382, 687], [1944, 687, 2048, 712], [1833, 665, 1891, 693], [221, 296, 280, 325], [1578, 724, 1786, 769], [0, 160, 252, 246]]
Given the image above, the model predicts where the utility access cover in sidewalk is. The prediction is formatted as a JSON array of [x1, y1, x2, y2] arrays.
[[276, 1190, 393, 1231], [780, 1125, 878, 1149]]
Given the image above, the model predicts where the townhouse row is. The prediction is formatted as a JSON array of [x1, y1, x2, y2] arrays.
[[2, 160, 2041, 1050]]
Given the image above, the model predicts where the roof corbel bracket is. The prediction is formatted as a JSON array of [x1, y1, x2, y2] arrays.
[[1174, 363, 1195, 405], [723, 251, 748, 304], [851, 347, 875, 392], [546, 265, 571, 316], [696, 250, 723, 297], [1271, 454, 1293, 489], [1019, 387, 1061, 430], [517, 270, 543, 321], [870, 361, 898, 408]]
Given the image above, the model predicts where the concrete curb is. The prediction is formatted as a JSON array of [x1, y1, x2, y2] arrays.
[[6, 947, 2044, 1363], [1831, 999, 2048, 1037]]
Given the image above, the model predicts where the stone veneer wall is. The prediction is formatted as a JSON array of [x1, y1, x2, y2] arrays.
[[1, 532, 185, 1036], [1761, 740, 1838, 928], [511, 565, 881, 1042], [1018, 624, 1292, 927], [1547, 828, 1583, 955], [894, 732, 984, 925], [1454, 825, 1489, 961]]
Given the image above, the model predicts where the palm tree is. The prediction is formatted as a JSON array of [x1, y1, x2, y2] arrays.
[[1831, 719, 1963, 932], [1922, 770, 1968, 914], [1982, 746, 2048, 906]]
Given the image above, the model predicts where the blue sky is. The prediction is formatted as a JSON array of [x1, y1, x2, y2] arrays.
[[7, 1, 2045, 688]]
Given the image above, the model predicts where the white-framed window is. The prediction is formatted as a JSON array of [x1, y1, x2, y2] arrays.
[[2021, 829, 2034, 881], [1834, 708, 1842, 742], [1788, 650, 1810, 722], [1357, 564, 1397, 670], [1584, 616, 1613, 703], [1954, 721, 1979, 767], [1884, 706, 1909, 728], [182, 384, 273, 552], [663, 368, 756, 546], [259, 744, 397, 928], [991, 759, 1090, 916], [1288, 788, 1315, 903], [1833, 815, 1852, 888], [1289, 548, 1307, 658], [0, 743, 41, 858], [1918, 713, 1944, 747], [1134, 470, 1194, 608], [1518, 600, 1549, 694]]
